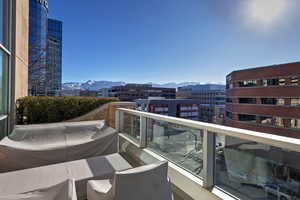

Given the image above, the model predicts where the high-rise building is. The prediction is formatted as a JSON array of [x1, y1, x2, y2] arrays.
[[109, 84, 176, 101], [46, 18, 62, 96], [136, 99, 201, 121], [28, 0, 62, 96], [28, 0, 48, 96], [0, 0, 28, 138], [177, 84, 226, 105], [176, 84, 225, 123], [136, 98, 224, 124], [225, 62, 300, 139]]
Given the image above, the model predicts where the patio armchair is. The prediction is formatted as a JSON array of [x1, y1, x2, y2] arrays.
[[87, 161, 173, 200]]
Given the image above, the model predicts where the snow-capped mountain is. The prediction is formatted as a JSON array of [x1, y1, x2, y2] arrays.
[[148, 82, 201, 88], [62, 82, 83, 90], [62, 80, 220, 91], [80, 80, 126, 91], [62, 81, 126, 91]]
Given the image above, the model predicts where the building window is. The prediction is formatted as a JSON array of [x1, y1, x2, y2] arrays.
[[154, 104, 168, 112], [226, 98, 233, 103], [274, 117, 284, 127], [180, 104, 198, 111], [291, 98, 300, 106], [238, 114, 256, 122], [261, 98, 277, 105], [226, 82, 233, 89], [277, 98, 285, 105], [279, 78, 286, 86], [238, 80, 257, 87], [291, 119, 300, 129], [238, 98, 256, 104], [226, 111, 233, 119], [262, 79, 279, 86], [291, 76, 300, 86], [180, 112, 198, 117], [261, 98, 284, 105], [259, 116, 273, 125]]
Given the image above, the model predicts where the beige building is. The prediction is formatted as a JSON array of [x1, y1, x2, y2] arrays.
[[0, 0, 28, 137]]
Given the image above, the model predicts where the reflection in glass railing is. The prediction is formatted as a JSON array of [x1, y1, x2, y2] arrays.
[[121, 112, 140, 142], [146, 118, 204, 178], [215, 135, 300, 200]]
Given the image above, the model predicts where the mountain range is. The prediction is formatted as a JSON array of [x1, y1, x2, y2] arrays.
[[62, 80, 212, 91]]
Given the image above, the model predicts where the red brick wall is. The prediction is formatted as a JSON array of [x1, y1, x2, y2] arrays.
[[225, 119, 300, 139], [226, 104, 300, 118], [225, 62, 300, 139], [231, 62, 300, 80]]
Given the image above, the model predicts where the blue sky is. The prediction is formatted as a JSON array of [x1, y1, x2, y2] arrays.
[[48, 0, 300, 84]]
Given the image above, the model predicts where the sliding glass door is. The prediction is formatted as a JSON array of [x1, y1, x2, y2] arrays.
[[0, 0, 11, 139]]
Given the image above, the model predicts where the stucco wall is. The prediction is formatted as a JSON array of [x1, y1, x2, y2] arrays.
[[10, 0, 29, 130], [12, 0, 29, 100], [67, 102, 137, 128]]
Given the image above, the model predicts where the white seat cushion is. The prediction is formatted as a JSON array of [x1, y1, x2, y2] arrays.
[[87, 161, 173, 200], [0, 153, 132, 200], [87, 180, 113, 200], [0, 179, 77, 200]]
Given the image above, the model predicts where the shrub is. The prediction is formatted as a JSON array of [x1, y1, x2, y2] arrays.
[[16, 96, 119, 125]]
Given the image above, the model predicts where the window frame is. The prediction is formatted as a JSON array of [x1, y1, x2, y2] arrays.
[[238, 114, 256, 122]]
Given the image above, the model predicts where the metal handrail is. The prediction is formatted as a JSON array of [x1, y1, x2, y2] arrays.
[[117, 108, 300, 153], [0, 115, 8, 121]]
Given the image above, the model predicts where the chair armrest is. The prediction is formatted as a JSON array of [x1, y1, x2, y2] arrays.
[[87, 179, 113, 200]]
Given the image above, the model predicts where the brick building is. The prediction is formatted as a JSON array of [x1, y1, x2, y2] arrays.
[[225, 61, 300, 139]]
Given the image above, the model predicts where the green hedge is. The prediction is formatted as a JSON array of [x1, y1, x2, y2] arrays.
[[16, 96, 119, 125]]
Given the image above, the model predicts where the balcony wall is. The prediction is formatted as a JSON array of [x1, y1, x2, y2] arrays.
[[67, 102, 136, 128], [10, 0, 29, 130]]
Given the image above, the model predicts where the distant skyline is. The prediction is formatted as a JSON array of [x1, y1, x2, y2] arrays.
[[48, 0, 300, 84]]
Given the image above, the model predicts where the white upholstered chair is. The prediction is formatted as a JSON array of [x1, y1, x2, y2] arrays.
[[87, 161, 173, 200]]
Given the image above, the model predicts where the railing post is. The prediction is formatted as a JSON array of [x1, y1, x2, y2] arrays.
[[140, 116, 147, 148], [115, 109, 124, 132], [203, 129, 215, 190]]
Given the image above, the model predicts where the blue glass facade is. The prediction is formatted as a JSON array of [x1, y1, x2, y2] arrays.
[[29, 0, 48, 96], [46, 19, 62, 96], [29, 0, 62, 96]]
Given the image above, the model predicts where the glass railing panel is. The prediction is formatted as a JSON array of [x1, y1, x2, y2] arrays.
[[121, 112, 140, 142], [146, 118, 204, 178], [215, 134, 300, 200]]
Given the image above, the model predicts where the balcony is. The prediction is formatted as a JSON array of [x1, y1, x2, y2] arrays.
[[116, 108, 300, 200], [0, 106, 300, 200]]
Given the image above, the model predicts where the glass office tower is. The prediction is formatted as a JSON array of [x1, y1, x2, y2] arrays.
[[28, 0, 48, 96], [29, 0, 63, 96], [0, 0, 11, 137], [46, 18, 62, 96]]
